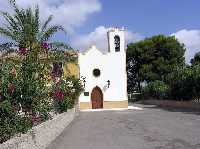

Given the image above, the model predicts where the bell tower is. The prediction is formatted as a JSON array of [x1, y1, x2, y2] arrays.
[[107, 27, 125, 53]]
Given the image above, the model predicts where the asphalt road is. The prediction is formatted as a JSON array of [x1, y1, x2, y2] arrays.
[[47, 104, 200, 149]]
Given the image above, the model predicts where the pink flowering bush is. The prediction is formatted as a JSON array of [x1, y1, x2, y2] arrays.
[[52, 78, 72, 113], [0, 63, 32, 143], [51, 77, 83, 113], [0, 0, 70, 143]]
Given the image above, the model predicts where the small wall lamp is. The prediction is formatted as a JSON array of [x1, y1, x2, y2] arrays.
[[107, 80, 110, 88], [81, 76, 86, 88]]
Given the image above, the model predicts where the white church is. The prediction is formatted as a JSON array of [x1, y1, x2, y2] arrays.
[[78, 28, 128, 110]]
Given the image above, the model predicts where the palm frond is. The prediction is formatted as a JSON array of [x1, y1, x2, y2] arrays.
[[13, 6, 26, 29], [8, 0, 24, 28], [41, 15, 53, 33], [41, 25, 66, 41], [0, 27, 16, 40], [1, 12, 19, 31], [8, 0, 16, 7], [0, 12, 22, 43], [34, 5, 40, 33]]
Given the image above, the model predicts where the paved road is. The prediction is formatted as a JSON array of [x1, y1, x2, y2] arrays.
[[47, 104, 200, 149]]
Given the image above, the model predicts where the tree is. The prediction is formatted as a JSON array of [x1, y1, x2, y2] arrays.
[[0, 0, 70, 113], [191, 51, 200, 66], [0, 0, 68, 60], [127, 35, 186, 93], [167, 65, 200, 101]]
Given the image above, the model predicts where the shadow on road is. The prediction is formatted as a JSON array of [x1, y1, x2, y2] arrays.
[[131, 101, 200, 116]]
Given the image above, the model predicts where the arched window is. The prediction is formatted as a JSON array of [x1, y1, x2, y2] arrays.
[[114, 35, 120, 52]]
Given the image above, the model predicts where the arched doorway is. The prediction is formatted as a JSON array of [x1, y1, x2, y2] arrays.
[[91, 86, 103, 109]]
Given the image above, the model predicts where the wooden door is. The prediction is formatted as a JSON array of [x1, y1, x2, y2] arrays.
[[91, 86, 103, 109]]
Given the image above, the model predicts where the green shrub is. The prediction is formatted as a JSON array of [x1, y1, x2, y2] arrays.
[[0, 115, 32, 143], [65, 76, 84, 101], [55, 96, 73, 112], [167, 65, 200, 100], [0, 100, 32, 143], [142, 80, 169, 99]]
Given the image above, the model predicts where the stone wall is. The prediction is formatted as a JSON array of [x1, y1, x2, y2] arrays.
[[140, 100, 200, 111], [0, 108, 77, 149]]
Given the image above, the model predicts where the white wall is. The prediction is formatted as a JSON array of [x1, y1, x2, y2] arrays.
[[79, 28, 127, 103]]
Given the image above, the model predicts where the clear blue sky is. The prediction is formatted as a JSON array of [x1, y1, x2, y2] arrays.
[[76, 0, 200, 37]]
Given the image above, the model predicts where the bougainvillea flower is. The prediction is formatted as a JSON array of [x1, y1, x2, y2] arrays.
[[42, 42, 49, 49], [19, 47, 28, 55], [54, 90, 64, 101], [10, 68, 17, 77], [31, 114, 41, 125], [8, 83, 15, 94], [55, 77, 61, 85]]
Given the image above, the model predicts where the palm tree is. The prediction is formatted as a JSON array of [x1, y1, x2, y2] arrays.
[[0, 0, 78, 115], [0, 0, 69, 61]]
